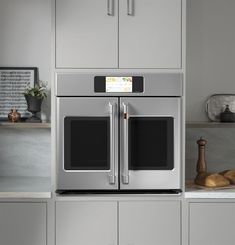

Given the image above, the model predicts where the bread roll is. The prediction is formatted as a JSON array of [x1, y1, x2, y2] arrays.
[[220, 170, 235, 184], [195, 173, 230, 187]]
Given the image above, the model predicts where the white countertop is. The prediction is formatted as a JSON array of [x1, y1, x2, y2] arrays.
[[0, 176, 51, 198], [1, 176, 235, 199], [185, 189, 235, 199], [185, 180, 235, 199]]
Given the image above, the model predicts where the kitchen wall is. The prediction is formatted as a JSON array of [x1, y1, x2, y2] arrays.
[[187, 0, 235, 122], [0, 0, 51, 122]]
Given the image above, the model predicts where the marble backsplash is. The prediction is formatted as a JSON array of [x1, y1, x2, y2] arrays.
[[0, 126, 234, 180], [186, 127, 235, 180], [0, 128, 50, 177]]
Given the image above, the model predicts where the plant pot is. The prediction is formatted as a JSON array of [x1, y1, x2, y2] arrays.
[[24, 95, 43, 123]]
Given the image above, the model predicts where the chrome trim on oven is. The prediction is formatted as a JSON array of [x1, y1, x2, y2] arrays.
[[122, 102, 129, 184], [109, 102, 116, 184]]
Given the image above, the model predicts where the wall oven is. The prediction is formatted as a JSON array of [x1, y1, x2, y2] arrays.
[[55, 73, 183, 193]]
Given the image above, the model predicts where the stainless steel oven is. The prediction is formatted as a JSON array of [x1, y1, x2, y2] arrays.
[[55, 73, 183, 193]]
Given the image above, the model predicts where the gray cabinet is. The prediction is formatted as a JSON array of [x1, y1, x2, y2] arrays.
[[0, 203, 46, 245], [189, 202, 235, 245], [119, 0, 182, 68], [56, 201, 117, 245], [119, 201, 181, 245], [56, 0, 118, 68], [55, 0, 182, 69], [56, 201, 180, 245]]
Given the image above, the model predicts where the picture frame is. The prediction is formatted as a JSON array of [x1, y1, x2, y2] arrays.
[[0, 67, 38, 119]]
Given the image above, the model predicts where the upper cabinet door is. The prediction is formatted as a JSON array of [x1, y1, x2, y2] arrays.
[[56, 0, 118, 68], [119, 0, 182, 69]]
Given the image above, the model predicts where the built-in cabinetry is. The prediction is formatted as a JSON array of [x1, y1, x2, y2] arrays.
[[56, 200, 181, 245], [188, 201, 235, 245], [55, 0, 182, 69], [1, 198, 235, 245], [0, 202, 47, 245], [119, 201, 181, 245], [56, 201, 117, 245], [118, 0, 182, 69]]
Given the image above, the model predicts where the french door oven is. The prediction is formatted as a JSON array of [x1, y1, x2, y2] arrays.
[[56, 96, 181, 191]]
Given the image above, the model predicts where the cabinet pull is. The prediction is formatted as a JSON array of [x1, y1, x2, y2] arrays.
[[107, 0, 114, 16], [127, 0, 134, 16]]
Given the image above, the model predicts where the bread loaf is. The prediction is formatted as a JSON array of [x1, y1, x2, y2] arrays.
[[220, 170, 235, 184], [195, 173, 230, 187]]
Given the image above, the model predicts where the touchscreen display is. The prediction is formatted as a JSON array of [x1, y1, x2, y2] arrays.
[[105, 77, 132, 92]]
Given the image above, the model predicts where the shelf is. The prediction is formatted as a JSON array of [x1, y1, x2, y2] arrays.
[[0, 176, 51, 198], [0, 122, 51, 128], [186, 121, 235, 128]]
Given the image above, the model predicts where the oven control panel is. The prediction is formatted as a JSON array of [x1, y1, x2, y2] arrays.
[[94, 76, 144, 93]]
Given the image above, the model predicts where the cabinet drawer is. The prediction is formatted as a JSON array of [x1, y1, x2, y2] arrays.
[[56, 201, 117, 245], [119, 201, 181, 245], [189, 202, 235, 245], [0, 202, 46, 245]]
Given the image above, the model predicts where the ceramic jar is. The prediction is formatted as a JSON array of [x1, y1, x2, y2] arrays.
[[8, 108, 21, 122]]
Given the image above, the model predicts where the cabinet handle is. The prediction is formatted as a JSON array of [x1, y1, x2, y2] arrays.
[[109, 102, 116, 184], [107, 0, 114, 16], [127, 0, 134, 16], [122, 102, 129, 184]]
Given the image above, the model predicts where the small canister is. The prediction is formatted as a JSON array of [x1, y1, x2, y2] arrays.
[[220, 105, 235, 122], [8, 108, 21, 123]]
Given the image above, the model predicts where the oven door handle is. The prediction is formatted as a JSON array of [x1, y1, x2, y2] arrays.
[[122, 102, 129, 184], [109, 102, 116, 184]]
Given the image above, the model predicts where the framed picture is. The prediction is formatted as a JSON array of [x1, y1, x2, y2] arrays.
[[0, 67, 38, 119]]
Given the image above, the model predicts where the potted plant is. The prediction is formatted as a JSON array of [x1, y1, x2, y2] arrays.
[[24, 81, 47, 122]]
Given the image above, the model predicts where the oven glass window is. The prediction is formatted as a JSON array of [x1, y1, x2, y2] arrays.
[[129, 117, 174, 170], [64, 117, 110, 170]]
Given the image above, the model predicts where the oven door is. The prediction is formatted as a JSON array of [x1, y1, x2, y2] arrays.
[[120, 97, 181, 190], [56, 97, 118, 190]]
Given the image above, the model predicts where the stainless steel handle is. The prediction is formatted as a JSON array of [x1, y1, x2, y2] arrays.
[[109, 102, 116, 184], [122, 103, 129, 184], [127, 0, 134, 16], [107, 0, 114, 16]]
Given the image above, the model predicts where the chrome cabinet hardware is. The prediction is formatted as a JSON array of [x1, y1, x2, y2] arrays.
[[127, 0, 134, 16], [107, 0, 114, 16]]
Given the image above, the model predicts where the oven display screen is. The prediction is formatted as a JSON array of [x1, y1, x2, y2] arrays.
[[105, 77, 132, 92]]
